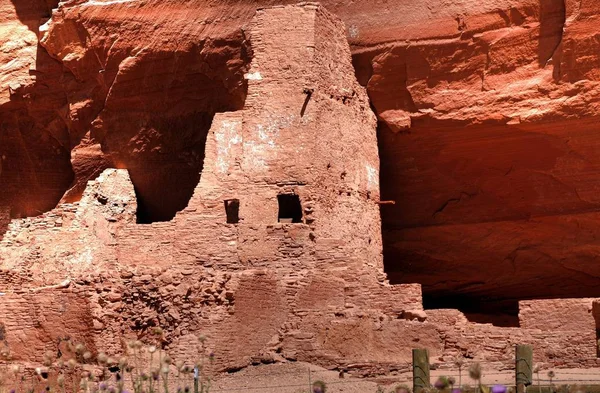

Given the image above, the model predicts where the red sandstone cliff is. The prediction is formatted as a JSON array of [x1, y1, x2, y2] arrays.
[[2, 0, 600, 316], [1, 0, 600, 369]]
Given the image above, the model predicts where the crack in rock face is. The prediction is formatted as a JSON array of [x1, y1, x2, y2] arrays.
[[538, 0, 566, 67]]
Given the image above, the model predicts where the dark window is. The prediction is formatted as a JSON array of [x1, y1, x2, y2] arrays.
[[224, 199, 240, 224], [277, 194, 302, 223]]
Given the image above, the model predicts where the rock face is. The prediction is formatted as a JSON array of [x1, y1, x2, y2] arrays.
[[365, 0, 600, 316], [1, 0, 600, 375], [0, 0, 249, 222], [0, 0, 71, 217], [0, 3, 425, 371], [1, 0, 599, 316]]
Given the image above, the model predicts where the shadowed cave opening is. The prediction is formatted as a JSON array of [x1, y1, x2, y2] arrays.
[[349, 0, 600, 324], [351, 51, 521, 324], [423, 294, 521, 327], [105, 41, 252, 224], [375, 119, 528, 325], [373, 115, 600, 326], [0, 207, 9, 241], [129, 112, 214, 224]]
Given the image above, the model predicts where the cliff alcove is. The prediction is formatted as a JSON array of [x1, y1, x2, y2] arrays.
[[361, 0, 600, 321], [93, 41, 251, 223], [1, 0, 252, 223], [1, 0, 600, 374], [3, 0, 600, 317]]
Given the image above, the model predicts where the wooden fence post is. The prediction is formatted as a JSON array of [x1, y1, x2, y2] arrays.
[[516, 344, 533, 393], [413, 348, 431, 393]]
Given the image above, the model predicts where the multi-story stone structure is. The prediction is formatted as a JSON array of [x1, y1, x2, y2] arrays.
[[0, 2, 599, 377]]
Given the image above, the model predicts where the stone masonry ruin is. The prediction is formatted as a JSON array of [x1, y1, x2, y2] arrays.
[[1, 1, 600, 379]]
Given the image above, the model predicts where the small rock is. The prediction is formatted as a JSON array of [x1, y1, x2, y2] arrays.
[[105, 292, 122, 302], [403, 309, 427, 322]]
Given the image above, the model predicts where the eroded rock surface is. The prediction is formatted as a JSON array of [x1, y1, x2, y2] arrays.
[[369, 0, 600, 314], [0, 3, 427, 372], [1, 0, 600, 375], [1, 0, 250, 222], [2, 0, 600, 314]]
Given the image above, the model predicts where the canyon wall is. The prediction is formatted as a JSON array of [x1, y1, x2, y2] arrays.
[[367, 0, 600, 318], [0, 2, 426, 372], [2, 0, 600, 317], [0, 0, 600, 375]]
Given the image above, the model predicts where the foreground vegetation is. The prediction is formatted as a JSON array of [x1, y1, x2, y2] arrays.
[[0, 338, 594, 393], [0, 328, 213, 393]]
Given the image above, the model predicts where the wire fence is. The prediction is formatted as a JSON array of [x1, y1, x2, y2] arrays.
[[156, 364, 600, 393], [11, 353, 600, 393], [210, 361, 600, 392], [12, 362, 600, 393], [79, 368, 381, 393]]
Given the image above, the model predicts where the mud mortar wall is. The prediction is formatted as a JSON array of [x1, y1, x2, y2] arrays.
[[0, 4, 423, 371], [0, 1, 600, 375]]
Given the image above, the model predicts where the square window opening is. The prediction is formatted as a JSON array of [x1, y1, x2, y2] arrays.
[[224, 199, 240, 224], [278, 194, 303, 223]]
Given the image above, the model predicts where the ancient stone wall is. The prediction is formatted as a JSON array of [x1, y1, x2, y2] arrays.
[[0, 3, 422, 372], [2, 0, 600, 319], [1, 0, 600, 378]]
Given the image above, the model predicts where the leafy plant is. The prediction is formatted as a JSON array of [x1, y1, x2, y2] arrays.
[[435, 376, 450, 390]]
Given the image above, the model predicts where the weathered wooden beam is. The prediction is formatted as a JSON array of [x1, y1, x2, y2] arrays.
[[413, 348, 430, 393]]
